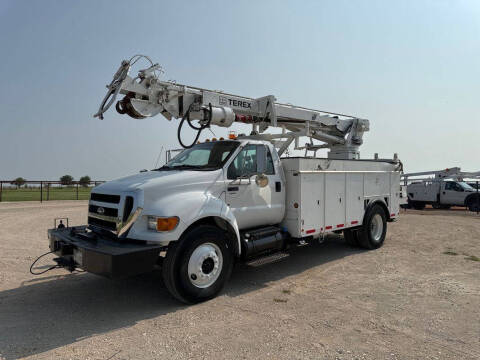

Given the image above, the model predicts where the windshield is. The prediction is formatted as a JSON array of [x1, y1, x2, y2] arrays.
[[157, 141, 239, 171], [458, 182, 475, 191]]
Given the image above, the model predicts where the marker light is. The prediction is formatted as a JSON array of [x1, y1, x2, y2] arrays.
[[228, 131, 236, 139], [148, 216, 179, 232]]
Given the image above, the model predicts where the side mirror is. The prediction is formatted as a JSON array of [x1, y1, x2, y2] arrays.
[[255, 173, 269, 187]]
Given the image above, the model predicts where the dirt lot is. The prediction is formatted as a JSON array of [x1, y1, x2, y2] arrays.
[[0, 201, 479, 360]]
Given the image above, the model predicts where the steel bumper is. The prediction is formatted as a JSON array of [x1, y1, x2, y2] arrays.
[[48, 226, 162, 278]]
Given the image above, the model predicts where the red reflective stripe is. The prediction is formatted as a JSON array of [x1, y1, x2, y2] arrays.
[[306, 229, 315, 234], [337, 224, 344, 228], [325, 226, 332, 230], [390, 213, 395, 217], [351, 220, 358, 225]]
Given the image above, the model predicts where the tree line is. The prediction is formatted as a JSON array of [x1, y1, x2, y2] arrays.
[[10, 175, 92, 188]]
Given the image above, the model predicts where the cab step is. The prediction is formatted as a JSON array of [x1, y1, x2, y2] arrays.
[[245, 252, 290, 267]]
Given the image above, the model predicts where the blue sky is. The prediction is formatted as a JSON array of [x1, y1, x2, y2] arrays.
[[0, 0, 478, 180]]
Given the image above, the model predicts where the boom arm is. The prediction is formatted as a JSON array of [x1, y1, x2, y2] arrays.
[[402, 167, 480, 184], [94, 55, 369, 159]]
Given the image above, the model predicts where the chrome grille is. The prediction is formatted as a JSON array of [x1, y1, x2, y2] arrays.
[[88, 193, 139, 237]]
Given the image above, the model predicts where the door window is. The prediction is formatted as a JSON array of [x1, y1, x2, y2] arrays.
[[227, 145, 257, 179], [265, 148, 275, 175], [227, 145, 277, 179]]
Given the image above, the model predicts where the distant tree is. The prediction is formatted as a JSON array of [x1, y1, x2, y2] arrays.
[[79, 175, 91, 187], [60, 175, 74, 186], [11, 177, 26, 189]]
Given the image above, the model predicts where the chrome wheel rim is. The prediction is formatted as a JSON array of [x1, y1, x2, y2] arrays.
[[370, 214, 383, 242], [187, 242, 223, 288]]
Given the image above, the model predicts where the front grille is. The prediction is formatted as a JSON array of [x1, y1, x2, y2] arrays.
[[89, 204, 118, 217], [90, 193, 120, 203], [88, 216, 117, 231], [123, 196, 134, 222]]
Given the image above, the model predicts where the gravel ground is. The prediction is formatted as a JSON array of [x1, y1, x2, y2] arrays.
[[0, 201, 479, 360]]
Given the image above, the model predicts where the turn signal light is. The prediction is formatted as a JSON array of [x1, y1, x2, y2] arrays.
[[228, 131, 236, 139], [148, 216, 179, 232]]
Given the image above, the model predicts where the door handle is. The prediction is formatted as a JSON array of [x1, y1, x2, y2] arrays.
[[228, 186, 239, 192], [275, 181, 281, 192]]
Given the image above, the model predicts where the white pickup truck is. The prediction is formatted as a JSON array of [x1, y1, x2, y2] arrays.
[[406, 180, 480, 211], [49, 139, 401, 303]]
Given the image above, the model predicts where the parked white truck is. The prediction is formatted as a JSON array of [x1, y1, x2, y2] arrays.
[[402, 168, 480, 211], [46, 56, 402, 303]]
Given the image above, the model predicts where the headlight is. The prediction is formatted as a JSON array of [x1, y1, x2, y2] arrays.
[[147, 216, 179, 232]]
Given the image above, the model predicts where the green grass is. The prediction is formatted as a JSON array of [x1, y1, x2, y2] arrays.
[[0, 187, 92, 202], [465, 255, 480, 262], [443, 251, 458, 256]]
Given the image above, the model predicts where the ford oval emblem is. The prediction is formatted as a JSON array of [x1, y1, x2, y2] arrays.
[[97, 207, 105, 215]]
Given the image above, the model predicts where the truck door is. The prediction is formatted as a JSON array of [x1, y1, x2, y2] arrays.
[[225, 144, 285, 229], [441, 182, 465, 206]]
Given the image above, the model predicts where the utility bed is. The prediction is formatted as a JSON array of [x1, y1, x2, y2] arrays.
[[281, 157, 401, 238], [48, 226, 162, 278]]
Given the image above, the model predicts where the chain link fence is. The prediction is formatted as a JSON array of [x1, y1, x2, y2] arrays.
[[0, 181, 105, 202]]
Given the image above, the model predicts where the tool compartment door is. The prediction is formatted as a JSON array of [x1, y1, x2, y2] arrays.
[[346, 173, 364, 225], [299, 173, 324, 235], [325, 173, 346, 230]]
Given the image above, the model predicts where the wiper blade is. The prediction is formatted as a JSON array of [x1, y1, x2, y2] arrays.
[[154, 165, 218, 171], [153, 165, 172, 171]]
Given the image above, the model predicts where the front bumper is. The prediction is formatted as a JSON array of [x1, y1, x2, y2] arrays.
[[48, 226, 162, 278]]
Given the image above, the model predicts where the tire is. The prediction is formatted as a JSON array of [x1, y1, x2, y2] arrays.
[[468, 203, 480, 212], [344, 229, 359, 247], [432, 203, 441, 209], [412, 202, 425, 210], [162, 225, 234, 304], [441, 205, 451, 210], [357, 204, 387, 250]]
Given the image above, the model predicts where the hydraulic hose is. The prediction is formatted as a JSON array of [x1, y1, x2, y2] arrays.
[[177, 103, 212, 148]]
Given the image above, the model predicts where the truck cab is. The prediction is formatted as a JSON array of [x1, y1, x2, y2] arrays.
[[86, 139, 285, 247], [441, 181, 474, 206]]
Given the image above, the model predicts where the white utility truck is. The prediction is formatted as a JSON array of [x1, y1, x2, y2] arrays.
[[402, 168, 480, 211], [47, 55, 402, 303]]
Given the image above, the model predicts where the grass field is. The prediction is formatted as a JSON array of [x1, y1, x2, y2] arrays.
[[0, 186, 92, 202]]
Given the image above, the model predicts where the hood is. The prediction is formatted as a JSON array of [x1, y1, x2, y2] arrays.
[[93, 169, 223, 194]]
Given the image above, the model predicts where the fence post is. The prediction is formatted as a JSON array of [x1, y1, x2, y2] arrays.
[[76, 183, 79, 200], [477, 181, 479, 215], [0, 181, 2, 202], [40, 181, 43, 203], [47, 183, 49, 201]]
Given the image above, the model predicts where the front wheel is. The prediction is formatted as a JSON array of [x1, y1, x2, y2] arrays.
[[357, 204, 387, 250], [162, 225, 234, 304]]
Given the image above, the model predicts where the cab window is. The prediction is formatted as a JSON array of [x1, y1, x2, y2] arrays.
[[227, 144, 276, 179], [227, 145, 257, 179], [265, 148, 275, 175]]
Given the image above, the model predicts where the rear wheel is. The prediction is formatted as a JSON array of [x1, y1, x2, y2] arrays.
[[357, 204, 387, 250], [162, 225, 234, 304]]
